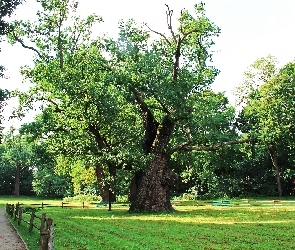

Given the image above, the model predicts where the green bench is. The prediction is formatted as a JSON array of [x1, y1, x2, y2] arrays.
[[212, 200, 231, 206], [96, 202, 108, 207]]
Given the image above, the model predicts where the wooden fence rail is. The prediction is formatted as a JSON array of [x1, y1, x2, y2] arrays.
[[18, 201, 97, 209], [6, 203, 54, 250]]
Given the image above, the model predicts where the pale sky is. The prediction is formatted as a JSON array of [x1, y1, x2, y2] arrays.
[[1, 0, 295, 131]]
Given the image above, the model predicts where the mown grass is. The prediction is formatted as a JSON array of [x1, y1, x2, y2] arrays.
[[1, 196, 295, 250]]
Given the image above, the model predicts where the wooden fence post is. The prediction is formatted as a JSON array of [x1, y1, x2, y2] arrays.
[[47, 218, 54, 250], [40, 216, 54, 250], [11, 204, 14, 217], [14, 203, 19, 221], [6, 203, 14, 217], [39, 213, 47, 250], [40, 213, 46, 232], [18, 208, 22, 226], [29, 211, 35, 233]]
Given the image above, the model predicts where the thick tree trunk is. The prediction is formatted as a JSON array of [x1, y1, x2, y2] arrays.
[[14, 165, 20, 197], [129, 153, 177, 211], [89, 125, 116, 202], [268, 146, 283, 197], [95, 164, 116, 202], [129, 117, 178, 212]]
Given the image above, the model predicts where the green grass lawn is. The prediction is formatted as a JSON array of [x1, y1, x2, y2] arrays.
[[1, 196, 295, 249]]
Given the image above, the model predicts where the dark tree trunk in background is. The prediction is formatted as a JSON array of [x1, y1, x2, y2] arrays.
[[108, 163, 117, 202], [89, 124, 117, 202], [14, 165, 20, 197], [268, 146, 283, 197], [95, 164, 116, 202], [129, 117, 178, 212]]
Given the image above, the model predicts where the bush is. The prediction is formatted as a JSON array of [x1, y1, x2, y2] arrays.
[[172, 192, 197, 201], [32, 168, 73, 198], [63, 194, 102, 202], [116, 195, 129, 203], [22, 206, 39, 213]]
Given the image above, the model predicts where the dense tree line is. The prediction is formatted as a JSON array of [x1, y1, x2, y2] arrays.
[[1, 0, 295, 211]]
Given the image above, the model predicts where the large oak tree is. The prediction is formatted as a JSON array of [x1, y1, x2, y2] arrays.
[[13, 1, 250, 211]]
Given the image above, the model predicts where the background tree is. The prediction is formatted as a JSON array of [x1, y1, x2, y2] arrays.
[[0, 144, 15, 194], [235, 55, 278, 108], [32, 165, 73, 197], [237, 58, 295, 197], [1, 129, 34, 197], [28, 137, 74, 197], [13, 0, 142, 201]]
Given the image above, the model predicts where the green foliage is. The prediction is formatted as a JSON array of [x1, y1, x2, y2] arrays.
[[115, 195, 129, 203], [21, 205, 39, 213], [63, 194, 101, 202], [19, 167, 34, 195], [235, 55, 278, 107], [2, 130, 34, 168], [0, 160, 14, 194], [32, 167, 73, 197], [254, 62, 295, 145], [0, 0, 23, 30], [12, 1, 284, 206], [172, 139, 282, 199], [236, 56, 295, 146], [0, 131, 36, 196], [0, 163, 34, 196], [236, 57, 295, 197]]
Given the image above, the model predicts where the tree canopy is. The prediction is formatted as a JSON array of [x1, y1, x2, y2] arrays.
[[1, 0, 295, 209]]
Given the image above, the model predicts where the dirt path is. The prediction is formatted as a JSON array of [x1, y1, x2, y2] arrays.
[[0, 208, 27, 250]]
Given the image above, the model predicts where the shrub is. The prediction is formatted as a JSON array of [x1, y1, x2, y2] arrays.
[[63, 194, 102, 202], [116, 195, 129, 203]]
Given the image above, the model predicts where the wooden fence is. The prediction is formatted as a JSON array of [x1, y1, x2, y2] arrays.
[[23, 201, 110, 209], [16, 201, 100, 209], [6, 203, 54, 250]]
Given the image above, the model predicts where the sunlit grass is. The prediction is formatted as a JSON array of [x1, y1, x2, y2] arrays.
[[1, 196, 295, 249]]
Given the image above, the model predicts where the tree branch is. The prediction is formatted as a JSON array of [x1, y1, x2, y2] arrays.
[[39, 95, 63, 113], [145, 24, 171, 46], [58, 9, 66, 69], [13, 35, 42, 58], [133, 88, 159, 153], [20, 166, 29, 172], [165, 4, 177, 44], [169, 138, 252, 154], [182, 125, 192, 142], [182, 28, 200, 40], [150, 90, 170, 114], [173, 37, 181, 81], [88, 124, 107, 150]]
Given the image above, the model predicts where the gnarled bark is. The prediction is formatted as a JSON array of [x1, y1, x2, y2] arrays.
[[129, 152, 177, 211], [129, 117, 178, 212]]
